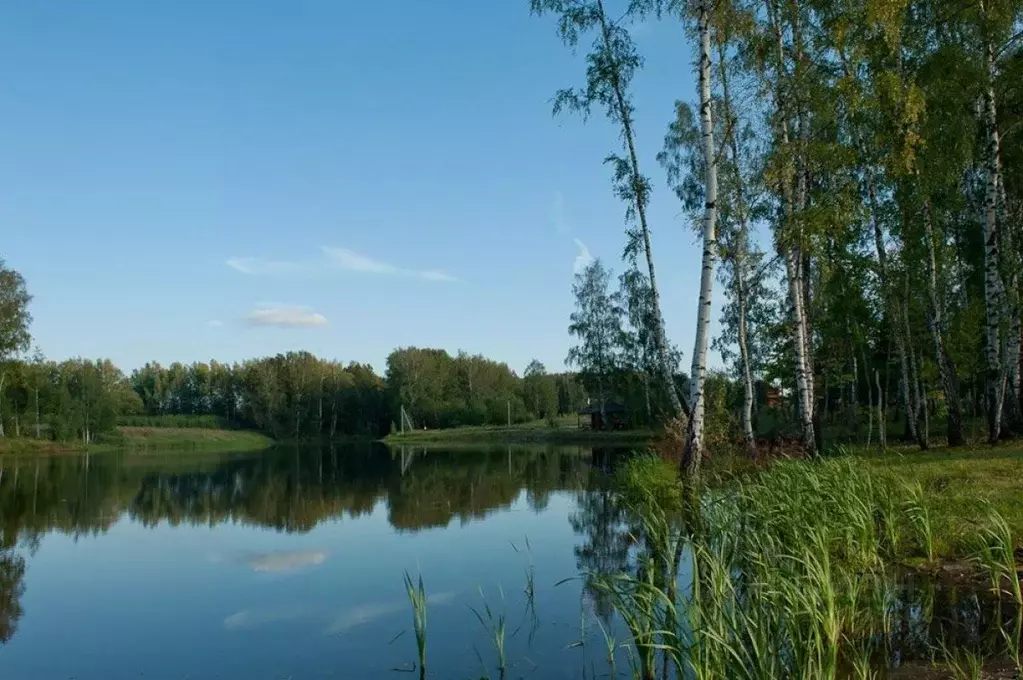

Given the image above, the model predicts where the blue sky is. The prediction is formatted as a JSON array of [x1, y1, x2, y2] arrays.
[[0, 1, 715, 376]]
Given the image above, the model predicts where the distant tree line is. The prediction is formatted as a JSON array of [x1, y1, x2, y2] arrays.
[[0, 347, 592, 443]]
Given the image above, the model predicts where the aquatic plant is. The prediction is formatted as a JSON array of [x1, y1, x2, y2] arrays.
[[904, 481, 935, 563], [591, 457, 929, 679], [972, 503, 1023, 605], [470, 586, 508, 677], [403, 570, 428, 678]]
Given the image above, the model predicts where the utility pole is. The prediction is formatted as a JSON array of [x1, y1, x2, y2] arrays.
[[507, 399, 511, 427]]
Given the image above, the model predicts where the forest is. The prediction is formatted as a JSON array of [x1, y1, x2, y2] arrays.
[[0, 0, 1021, 465], [535, 0, 1023, 475], [0, 262, 599, 442]]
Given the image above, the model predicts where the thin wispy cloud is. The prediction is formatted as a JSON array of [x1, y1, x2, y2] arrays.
[[246, 550, 327, 573], [573, 238, 593, 274], [224, 606, 312, 631], [206, 319, 224, 328], [225, 257, 303, 276], [551, 191, 569, 234], [325, 592, 457, 635], [245, 305, 328, 328], [225, 247, 458, 283]]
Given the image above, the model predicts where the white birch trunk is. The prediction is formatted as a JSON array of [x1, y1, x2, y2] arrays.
[[786, 251, 817, 452], [922, 200, 965, 445], [861, 343, 873, 447], [716, 37, 756, 459], [766, 0, 815, 455], [902, 286, 927, 448], [682, 0, 717, 477], [737, 281, 756, 457], [982, 35, 1005, 443], [850, 353, 859, 433], [1008, 316, 1022, 428], [876, 369, 886, 450], [596, 0, 686, 422]]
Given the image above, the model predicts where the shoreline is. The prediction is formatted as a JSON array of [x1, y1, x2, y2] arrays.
[[0, 426, 275, 456], [382, 424, 657, 446]]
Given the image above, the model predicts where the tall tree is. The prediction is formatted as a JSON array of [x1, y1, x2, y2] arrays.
[[531, 0, 687, 420], [567, 259, 625, 424], [680, 0, 721, 476], [0, 261, 32, 438]]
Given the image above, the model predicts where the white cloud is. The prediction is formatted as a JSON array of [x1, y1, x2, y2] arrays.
[[246, 550, 327, 573], [321, 247, 397, 274], [573, 238, 593, 274], [224, 606, 312, 631], [420, 269, 459, 283], [225, 247, 458, 283], [225, 257, 302, 276], [245, 306, 328, 328], [325, 592, 456, 635], [206, 319, 224, 328]]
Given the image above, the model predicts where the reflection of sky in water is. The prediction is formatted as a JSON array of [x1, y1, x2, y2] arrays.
[[0, 448, 605, 680], [244, 549, 327, 573], [2, 447, 1004, 679]]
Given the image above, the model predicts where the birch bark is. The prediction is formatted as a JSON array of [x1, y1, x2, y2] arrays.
[[682, 0, 718, 477]]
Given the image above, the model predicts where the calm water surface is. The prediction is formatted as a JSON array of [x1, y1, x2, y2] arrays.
[[0, 444, 1012, 679], [0, 443, 644, 679]]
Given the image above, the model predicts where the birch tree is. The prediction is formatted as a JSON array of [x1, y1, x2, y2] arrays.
[[0, 262, 32, 438], [678, 0, 720, 475], [567, 259, 626, 423], [757, 0, 817, 454], [531, 0, 688, 420]]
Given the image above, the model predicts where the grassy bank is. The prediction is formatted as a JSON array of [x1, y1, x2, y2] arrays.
[[114, 426, 274, 452], [859, 442, 1023, 559], [582, 450, 1023, 678], [383, 416, 656, 445], [0, 426, 274, 455]]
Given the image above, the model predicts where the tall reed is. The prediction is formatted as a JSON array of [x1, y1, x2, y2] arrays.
[[470, 586, 508, 677], [596, 457, 924, 680], [403, 570, 428, 679], [972, 503, 1023, 605]]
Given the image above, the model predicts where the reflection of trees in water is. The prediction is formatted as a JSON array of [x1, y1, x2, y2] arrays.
[[0, 445, 597, 540], [388, 446, 588, 531], [885, 576, 1020, 663], [0, 444, 601, 648], [568, 448, 635, 622], [570, 485, 630, 622], [0, 548, 25, 644]]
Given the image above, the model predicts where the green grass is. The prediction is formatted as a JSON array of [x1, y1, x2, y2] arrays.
[[0, 426, 274, 455], [383, 416, 656, 445], [858, 442, 1023, 558], [116, 414, 237, 429], [114, 427, 274, 452], [592, 452, 1023, 679]]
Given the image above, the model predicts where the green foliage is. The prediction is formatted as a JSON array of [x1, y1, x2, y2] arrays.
[[386, 348, 533, 429], [0, 259, 31, 362], [116, 414, 234, 429], [567, 259, 625, 408], [616, 454, 683, 514], [596, 457, 1023, 678], [130, 354, 392, 440], [403, 571, 428, 676]]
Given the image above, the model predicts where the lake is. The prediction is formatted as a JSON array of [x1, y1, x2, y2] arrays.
[[0, 443, 650, 679], [0, 443, 1011, 679]]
